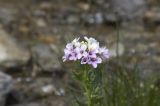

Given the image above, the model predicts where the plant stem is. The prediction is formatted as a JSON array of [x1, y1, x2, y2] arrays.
[[116, 21, 120, 65], [86, 88, 92, 106], [83, 67, 92, 106]]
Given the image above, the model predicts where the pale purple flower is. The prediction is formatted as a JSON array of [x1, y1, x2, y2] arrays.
[[88, 50, 97, 58], [69, 52, 78, 61], [99, 47, 109, 59], [63, 43, 77, 61], [63, 49, 77, 61], [81, 56, 89, 64], [66, 43, 74, 51], [63, 36, 109, 68], [75, 44, 88, 59], [88, 57, 102, 68]]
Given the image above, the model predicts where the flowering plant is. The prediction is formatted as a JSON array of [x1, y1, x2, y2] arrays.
[[63, 36, 109, 106], [63, 36, 109, 68]]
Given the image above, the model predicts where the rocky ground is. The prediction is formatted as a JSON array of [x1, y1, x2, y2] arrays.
[[0, 0, 160, 106]]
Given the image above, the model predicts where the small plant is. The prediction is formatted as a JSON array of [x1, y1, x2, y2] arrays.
[[63, 36, 109, 106], [103, 64, 160, 106]]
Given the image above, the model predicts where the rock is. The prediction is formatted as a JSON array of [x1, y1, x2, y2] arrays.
[[0, 7, 16, 24], [39, 1, 53, 11], [32, 44, 61, 72], [78, 2, 90, 11], [148, 0, 160, 5], [35, 18, 47, 27], [93, 0, 107, 5], [0, 72, 13, 106], [41, 84, 65, 96], [18, 25, 29, 34], [0, 28, 30, 68], [41, 84, 56, 94], [16, 77, 65, 97], [12, 100, 65, 106], [5, 90, 25, 105], [153, 56, 160, 64], [37, 34, 57, 44], [82, 12, 104, 25], [66, 15, 80, 24], [143, 9, 160, 29], [104, 13, 119, 24], [33, 10, 46, 17], [136, 43, 148, 53], [109, 43, 125, 57], [11, 102, 43, 106], [108, 0, 147, 21]]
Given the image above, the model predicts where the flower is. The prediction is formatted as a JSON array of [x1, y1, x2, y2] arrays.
[[62, 51, 77, 62], [84, 36, 97, 45], [63, 36, 109, 68], [81, 56, 89, 64], [84, 36, 99, 52], [66, 43, 74, 51], [72, 37, 80, 47], [75, 44, 88, 59], [88, 50, 97, 58], [99, 47, 109, 59], [62, 43, 77, 61], [88, 57, 102, 68]]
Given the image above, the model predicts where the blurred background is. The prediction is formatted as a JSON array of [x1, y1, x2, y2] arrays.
[[0, 0, 160, 106]]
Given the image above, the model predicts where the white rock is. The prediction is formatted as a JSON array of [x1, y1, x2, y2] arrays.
[[0, 28, 30, 67]]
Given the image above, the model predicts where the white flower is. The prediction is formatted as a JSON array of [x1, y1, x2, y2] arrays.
[[72, 37, 80, 47], [84, 36, 97, 44], [84, 36, 99, 52]]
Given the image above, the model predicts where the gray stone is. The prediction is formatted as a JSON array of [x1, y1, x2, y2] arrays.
[[104, 13, 119, 23], [0, 72, 13, 106], [144, 8, 160, 29], [82, 12, 104, 25], [0, 28, 30, 67], [66, 15, 80, 24], [32, 44, 61, 72], [108, 0, 147, 21], [11, 102, 42, 106], [0, 7, 16, 24]]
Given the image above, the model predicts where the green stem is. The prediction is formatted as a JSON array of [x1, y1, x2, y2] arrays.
[[83, 67, 92, 106], [80, 65, 104, 106], [86, 87, 92, 106]]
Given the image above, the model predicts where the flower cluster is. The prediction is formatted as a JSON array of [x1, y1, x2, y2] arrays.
[[63, 36, 109, 68]]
